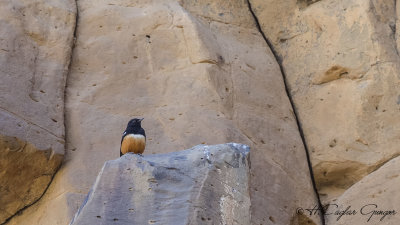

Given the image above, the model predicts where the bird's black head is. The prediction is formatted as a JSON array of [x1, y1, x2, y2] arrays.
[[127, 118, 144, 128]]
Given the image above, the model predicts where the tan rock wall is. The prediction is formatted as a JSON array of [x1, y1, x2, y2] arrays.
[[6, 0, 320, 225], [250, 0, 400, 203], [0, 0, 76, 223], [0, 0, 76, 154], [0, 136, 62, 223]]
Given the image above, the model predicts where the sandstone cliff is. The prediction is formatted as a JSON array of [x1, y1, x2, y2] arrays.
[[1, 0, 399, 225], [249, 0, 400, 206], [0, 1, 75, 223]]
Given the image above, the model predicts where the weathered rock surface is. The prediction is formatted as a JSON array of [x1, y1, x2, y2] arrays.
[[6, 0, 320, 225], [250, 0, 400, 203], [70, 143, 251, 225], [0, 0, 76, 223], [326, 156, 400, 225], [0, 136, 62, 224]]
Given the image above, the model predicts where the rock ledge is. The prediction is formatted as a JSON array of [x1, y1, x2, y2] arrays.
[[70, 143, 250, 225]]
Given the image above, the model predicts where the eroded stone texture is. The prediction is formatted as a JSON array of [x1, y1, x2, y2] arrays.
[[7, 0, 320, 225], [0, 0, 76, 223], [0, 136, 62, 224], [250, 0, 400, 203], [326, 156, 400, 225], [70, 143, 250, 225]]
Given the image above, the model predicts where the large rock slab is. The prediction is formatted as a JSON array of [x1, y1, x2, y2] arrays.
[[7, 0, 320, 224], [70, 143, 251, 225], [0, 0, 76, 223], [250, 0, 400, 203]]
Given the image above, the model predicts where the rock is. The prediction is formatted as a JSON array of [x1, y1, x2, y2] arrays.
[[0, 136, 62, 223], [250, 0, 400, 203], [6, 0, 320, 224], [70, 143, 251, 225], [326, 156, 400, 225], [0, 0, 76, 222]]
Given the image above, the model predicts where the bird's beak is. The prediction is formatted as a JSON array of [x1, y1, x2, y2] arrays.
[[139, 118, 144, 122]]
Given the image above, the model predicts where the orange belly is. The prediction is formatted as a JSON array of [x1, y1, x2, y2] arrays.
[[121, 134, 146, 155]]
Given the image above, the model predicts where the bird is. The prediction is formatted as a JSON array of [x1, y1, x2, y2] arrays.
[[120, 118, 146, 156]]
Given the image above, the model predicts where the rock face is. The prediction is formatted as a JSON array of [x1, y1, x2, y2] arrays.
[[2, 0, 399, 224], [0, 0, 76, 223], [70, 143, 251, 225], [250, 0, 400, 203], [6, 0, 320, 225], [0, 136, 63, 224], [326, 156, 400, 225]]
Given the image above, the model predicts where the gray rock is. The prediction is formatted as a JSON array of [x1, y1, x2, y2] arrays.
[[70, 143, 250, 225]]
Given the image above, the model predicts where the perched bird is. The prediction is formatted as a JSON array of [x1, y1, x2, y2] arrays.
[[120, 118, 146, 156]]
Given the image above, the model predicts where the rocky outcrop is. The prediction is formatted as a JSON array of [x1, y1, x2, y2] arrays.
[[70, 143, 251, 225], [249, 0, 400, 203], [6, 0, 320, 225], [0, 0, 76, 223]]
